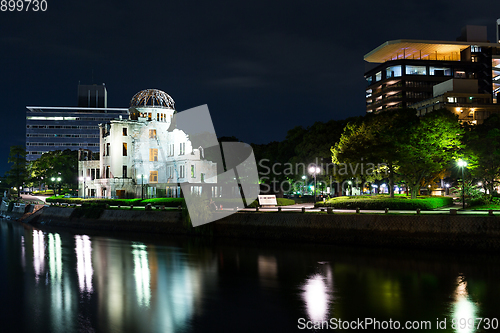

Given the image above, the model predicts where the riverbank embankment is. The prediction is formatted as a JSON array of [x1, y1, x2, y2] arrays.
[[24, 206, 500, 252]]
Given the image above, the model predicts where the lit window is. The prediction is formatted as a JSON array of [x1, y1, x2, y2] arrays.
[[149, 129, 157, 139], [149, 171, 158, 183], [405, 65, 426, 75], [123, 142, 127, 156], [447, 97, 457, 103], [123, 128, 127, 136], [148, 113, 152, 121], [191, 165, 195, 178], [149, 149, 158, 161], [430, 67, 451, 76], [471, 45, 481, 53], [375, 71, 382, 81], [385, 65, 402, 78]]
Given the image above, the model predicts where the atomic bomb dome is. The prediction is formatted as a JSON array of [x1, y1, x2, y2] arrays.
[[130, 89, 175, 109]]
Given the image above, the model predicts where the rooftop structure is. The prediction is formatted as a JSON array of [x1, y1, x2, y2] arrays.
[[364, 24, 500, 113]]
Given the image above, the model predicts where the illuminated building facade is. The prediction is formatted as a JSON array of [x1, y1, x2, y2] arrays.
[[78, 89, 217, 199], [409, 78, 500, 124], [364, 24, 500, 113], [26, 84, 128, 161]]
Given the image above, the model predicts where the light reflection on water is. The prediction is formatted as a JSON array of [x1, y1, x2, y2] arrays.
[[302, 274, 332, 322], [132, 242, 150, 307], [32, 230, 45, 283], [1, 220, 500, 333], [452, 276, 478, 333], [75, 235, 93, 294]]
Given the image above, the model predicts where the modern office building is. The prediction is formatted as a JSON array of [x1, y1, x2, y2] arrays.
[[78, 89, 218, 199], [26, 84, 128, 161], [364, 24, 500, 113]]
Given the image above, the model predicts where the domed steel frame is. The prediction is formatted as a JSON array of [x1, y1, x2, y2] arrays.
[[130, 89, 175, 109]]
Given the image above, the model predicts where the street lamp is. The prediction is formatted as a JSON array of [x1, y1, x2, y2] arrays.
[[79, 176, 91, 199], [301, 175, 306, 195], [51, 177, 61, 195], [457, 159, 467, 209], [137, 174, 144, 199], [308, 165, 321, 203]]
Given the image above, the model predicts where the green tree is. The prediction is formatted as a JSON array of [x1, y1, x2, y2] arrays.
[[332, 109, 417, 197], [462, 114, 500, 194], [396, 109, 462, 198], [5, 145, 28, 197], [30, 149, 78, 193], [332, 109, 462, 199]]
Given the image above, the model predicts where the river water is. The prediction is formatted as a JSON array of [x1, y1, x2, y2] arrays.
[[1, 219, 499, 332]]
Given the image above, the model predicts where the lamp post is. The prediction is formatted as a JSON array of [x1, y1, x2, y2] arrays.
[[301, 175, 306, 195], [79, 176, 91, 199], [137, 174, 144, 199], [457, 159, 467, 209], [308, 165, 321, 204], [51, 177, 61, 195]]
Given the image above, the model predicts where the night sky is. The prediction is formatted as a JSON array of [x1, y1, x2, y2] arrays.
[[1, 0, 500, 175]]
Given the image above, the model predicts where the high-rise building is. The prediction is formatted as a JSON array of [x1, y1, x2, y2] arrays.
[[364, 24, 500, 113], [26, 84, 128, 161]]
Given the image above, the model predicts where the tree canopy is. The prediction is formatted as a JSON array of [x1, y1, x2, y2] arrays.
[[332, 109, 462, 199], [5, 145, 28, 197]]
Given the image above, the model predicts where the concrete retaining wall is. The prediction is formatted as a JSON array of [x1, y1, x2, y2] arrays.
[[31, 208, 500, 251], [215, 213, 500, 235], [34, 206, 185, 233]]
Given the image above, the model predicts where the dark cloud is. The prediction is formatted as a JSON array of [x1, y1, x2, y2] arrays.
[[1, 0, 500, 175]]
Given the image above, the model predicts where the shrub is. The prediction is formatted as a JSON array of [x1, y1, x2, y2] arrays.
[[277, 198, 295, 206], [230, 197, 295, 208], [45, 196, 183, 207], [140, 198, 184, 207], [469, 197, 490, 207], [316, 195, 453, 210]]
